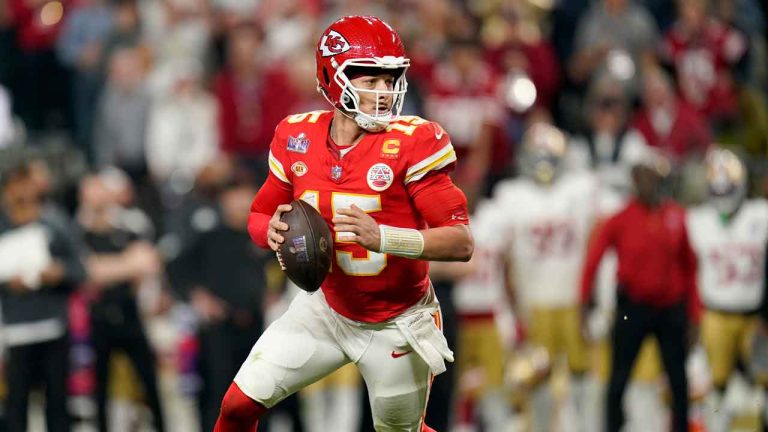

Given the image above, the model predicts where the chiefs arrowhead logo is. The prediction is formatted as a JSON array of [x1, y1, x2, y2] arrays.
[[319, 30, 351, 57]]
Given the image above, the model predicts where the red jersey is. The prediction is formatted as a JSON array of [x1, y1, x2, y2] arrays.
[[581, 199, 700, 322], [267, 111, 460, 322], [661, 19, 747, 120]]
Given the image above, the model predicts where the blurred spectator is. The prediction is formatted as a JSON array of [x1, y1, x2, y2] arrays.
[[569, 0, 659, 90], [484, 12, 561, 111], [98, 0, 146, 95], [0, 161, 86, 432], [659, 0, 748, 127], [102, 0, 143, 63], [175, 180, 272, 431], [282, 46, 325, 114], [581, 150, 700, 432], [714, 0, 766, 87], [471, 13, 561, 199], [145, 58, 219, 203], [56, 0, 114, 163], [0, 84, 14, 147], [569, 75, 651, 196], [77, 171, 166, 432], [424, 38, 500, 155], [550, 0, 590, 64], [151, 0, 211, 67], [214, 22, 299, 162], [94, 47, 150, 180], [423, 37, 501, 200], [260, 0, 317, 61], [161, 156, 234, 265], [8, 0, 72, 132], [631, 67, 711, 164]]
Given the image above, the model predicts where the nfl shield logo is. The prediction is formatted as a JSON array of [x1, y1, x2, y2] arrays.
[[331, 165, 342, 182], [287, 133, 310, 153]]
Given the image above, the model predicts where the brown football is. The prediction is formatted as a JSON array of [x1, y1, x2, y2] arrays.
[[278, 199, 333, 292]]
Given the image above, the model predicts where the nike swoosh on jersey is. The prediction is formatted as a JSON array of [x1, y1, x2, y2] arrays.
[[391, 350, 412, 359]]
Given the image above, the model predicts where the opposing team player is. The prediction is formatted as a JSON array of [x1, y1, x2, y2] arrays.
[[491, 123, 599, 431], [687, 148, 768, 432], [447, 198, 511, 431], [213, 16, 473, 431]]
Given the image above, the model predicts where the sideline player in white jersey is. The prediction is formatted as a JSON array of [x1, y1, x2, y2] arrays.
[[446, 199, 511, 431], [491, 123, 599, 431], [687, 148, 768, 432]]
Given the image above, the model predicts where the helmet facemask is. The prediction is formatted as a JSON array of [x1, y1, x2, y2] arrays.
[[328, 59, 409, 132], [520, 123, 568, 185], [706, 149, 747, 217]]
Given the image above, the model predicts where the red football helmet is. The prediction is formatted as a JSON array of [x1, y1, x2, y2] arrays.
[[315, 16, 410, 132]]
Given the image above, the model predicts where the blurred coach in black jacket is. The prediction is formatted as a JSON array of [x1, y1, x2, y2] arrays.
[[0, 162, 86, 432]]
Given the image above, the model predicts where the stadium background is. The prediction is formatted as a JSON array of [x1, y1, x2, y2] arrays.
[[0, 0, 767, 430]]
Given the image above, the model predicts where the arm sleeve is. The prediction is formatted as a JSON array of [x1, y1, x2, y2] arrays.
[[408, 171, 469, 228], [49, 222, 87, 291], [580, 217, 615, 305], [681, 221, 701, 323], [247, 120, 294, 248], [247, 173, 294, 249]]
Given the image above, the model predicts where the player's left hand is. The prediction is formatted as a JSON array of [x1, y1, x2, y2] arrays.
[[333, 204, 381, 252]]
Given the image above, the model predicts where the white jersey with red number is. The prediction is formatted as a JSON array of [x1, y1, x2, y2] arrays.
[[493, 172, 598, 308], [687, 199, 768, 312], [268, 110, 458, 323], [453, 200, 506, 314]]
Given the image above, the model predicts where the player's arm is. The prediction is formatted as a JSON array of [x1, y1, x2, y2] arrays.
[[247, 173, 294, 251], [580, 217, 615, 307], [332, 171, 473, 262]]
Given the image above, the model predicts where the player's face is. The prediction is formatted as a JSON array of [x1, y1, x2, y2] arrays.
[[632, 165, 663, 206], [349, 73, 396, 115]]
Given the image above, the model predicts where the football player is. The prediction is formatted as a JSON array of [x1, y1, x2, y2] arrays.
[[446, 199, 511, 431], [491, 123, 599, 431], [687, 148, 768, 432], [213, 16, 473, 432]]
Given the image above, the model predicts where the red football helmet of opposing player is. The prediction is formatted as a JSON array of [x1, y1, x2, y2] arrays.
[[315, 16, 410, 132]]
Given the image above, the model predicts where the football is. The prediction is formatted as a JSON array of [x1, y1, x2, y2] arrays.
[[278, 199, 333, 292]]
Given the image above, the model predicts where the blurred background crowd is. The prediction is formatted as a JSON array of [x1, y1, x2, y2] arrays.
[[0, 0, 767, 430]]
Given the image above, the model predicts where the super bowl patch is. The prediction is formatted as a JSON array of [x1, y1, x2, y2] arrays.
[[287, 133, 310, 154], [289, 235, 309, 263]]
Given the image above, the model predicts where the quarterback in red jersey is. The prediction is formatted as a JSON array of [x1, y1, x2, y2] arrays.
[[214, 16, 473, 432]]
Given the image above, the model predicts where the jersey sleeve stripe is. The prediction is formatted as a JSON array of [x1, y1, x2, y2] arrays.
[[405, 147, 457, 184], [406, 142, 455, 176], [268, 151, 291, 184]]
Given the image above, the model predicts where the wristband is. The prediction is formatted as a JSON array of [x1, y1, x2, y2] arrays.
[[378, 225, 424, 258]]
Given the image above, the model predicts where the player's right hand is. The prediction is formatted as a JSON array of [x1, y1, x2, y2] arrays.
[[267, 204, 292, 252]]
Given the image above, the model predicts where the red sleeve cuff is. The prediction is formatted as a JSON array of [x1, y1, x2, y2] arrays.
[[248, 212, 271, 249]]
